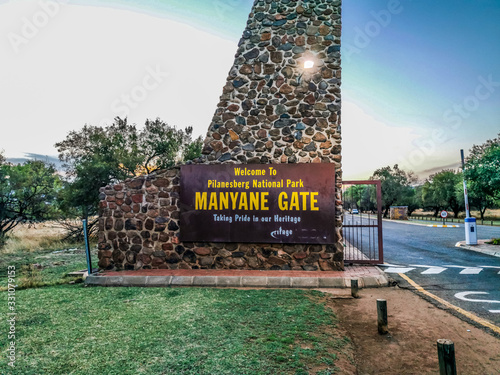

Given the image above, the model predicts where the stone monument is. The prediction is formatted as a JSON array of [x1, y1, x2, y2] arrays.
[[97, 0, 343, 271]]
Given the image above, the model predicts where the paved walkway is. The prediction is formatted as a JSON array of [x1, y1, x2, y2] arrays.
[[85, 265, 388, 289]]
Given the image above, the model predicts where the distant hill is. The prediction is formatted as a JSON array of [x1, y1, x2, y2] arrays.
[[418, 162, 461, 181], [6, 153, 64, 171]]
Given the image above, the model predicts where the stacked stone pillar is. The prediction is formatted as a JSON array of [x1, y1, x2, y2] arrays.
[[98, 0, 343, 271]]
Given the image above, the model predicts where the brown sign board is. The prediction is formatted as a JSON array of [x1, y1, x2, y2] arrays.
[[180, 163, 336, 244], [179, 164, 336, 244]]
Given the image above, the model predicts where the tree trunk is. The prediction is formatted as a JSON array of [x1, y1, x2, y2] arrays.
[[383, 207, 389, 218], [480, 207, 487, 221]]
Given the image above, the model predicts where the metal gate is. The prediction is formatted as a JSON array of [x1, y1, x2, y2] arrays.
[[342, 180, 383, 264]]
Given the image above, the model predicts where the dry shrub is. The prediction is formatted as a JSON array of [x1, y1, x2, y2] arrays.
[[1, 221, 78, 254]]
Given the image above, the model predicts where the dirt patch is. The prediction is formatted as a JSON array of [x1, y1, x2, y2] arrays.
[[323, 287, 500, 375]]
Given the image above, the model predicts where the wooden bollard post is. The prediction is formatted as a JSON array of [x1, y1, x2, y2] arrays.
[[377, 299, 388, 334], [437, 339, 457, 375], [351, 279, 359, 298]]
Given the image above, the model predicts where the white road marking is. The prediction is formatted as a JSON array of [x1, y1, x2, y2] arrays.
[[490, 310, 500, 314], [454, 292, 500, 304], [378, 263, 403, 267], [480, 266, 500, 274], [409, 265, 447, 274], [383, 267, 416, 274], [421, 268, 448, 274], [380, 263, 499, 276], [460, 268, 483, 275], [444, 265, 483, 274]]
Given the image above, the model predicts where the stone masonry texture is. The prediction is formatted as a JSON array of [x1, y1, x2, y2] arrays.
[[98, 0, 343, 272]]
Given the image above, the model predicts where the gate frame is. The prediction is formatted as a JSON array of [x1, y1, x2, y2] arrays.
[[343, 180, 384, 264]]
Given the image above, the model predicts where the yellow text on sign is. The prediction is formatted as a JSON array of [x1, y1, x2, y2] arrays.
[[278, 192, 318, 211], [195, 192, 269, 211], [195, 191, 319, 211]]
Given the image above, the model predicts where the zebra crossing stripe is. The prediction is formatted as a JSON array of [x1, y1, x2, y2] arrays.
[[460, 268, 482, 275], [444, 265, 483, 274], [409, 265, 447, 274], [378, 264, 498, 275], [383, 267, 416, 274]]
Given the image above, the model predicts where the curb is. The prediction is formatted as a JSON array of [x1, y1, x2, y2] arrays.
[[427, 224, 460, 228], [382, 218, 461, 227], [85, 273, 390, 289], [383, 219, 429, 227], [455, 241, 500, 258]]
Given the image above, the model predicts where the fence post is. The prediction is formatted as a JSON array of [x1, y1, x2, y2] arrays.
[[377, 299, 388, 334], [437, 339, 456, 375], [82, 218, 93, 276]]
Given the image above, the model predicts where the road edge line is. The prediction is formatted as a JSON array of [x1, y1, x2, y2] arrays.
[[398, 273, 500, 335]]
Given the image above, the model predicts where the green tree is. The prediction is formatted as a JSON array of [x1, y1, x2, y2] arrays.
[[422, 170, 464, 217], [461, 180, 497, 221], [360, 184, 378, 213], [139, 118, 201, 173], [400, 185, 423, 216], [371, 165, 416, 218], [343, 184, 378, 214], [463, 133, 500, 220], [343, 185, 364, 212], [0, 159, 61, 240], [421, 180, 441, 217], [425, 170, 464, 218], [55, 117, 201, 217], [183, 136, 203, 162]]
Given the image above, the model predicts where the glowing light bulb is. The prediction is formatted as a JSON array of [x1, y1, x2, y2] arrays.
[[304, 60, 314, 69]]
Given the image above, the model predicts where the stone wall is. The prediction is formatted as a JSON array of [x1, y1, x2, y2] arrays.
[[203, 0, 342, 167], [97, 168, 343, 271], [98, 0, 343, 271], [390, 206, 408, 220]]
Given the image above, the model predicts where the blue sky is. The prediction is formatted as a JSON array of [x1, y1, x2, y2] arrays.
[[1, 0, 499, 179], [341, 0, 500, 177]]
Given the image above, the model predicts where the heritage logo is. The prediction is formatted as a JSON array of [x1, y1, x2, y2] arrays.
[[270, 227, 293, 239]]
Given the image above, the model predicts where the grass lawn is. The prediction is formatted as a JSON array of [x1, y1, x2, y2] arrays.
[[0, 224, 353, 374], [0, 286, 352, 374], [0, 246, 96, 290], [0, 223, 97, 290]]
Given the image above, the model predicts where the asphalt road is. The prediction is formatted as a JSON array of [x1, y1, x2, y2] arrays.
[[379, 220, 500, 327]]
